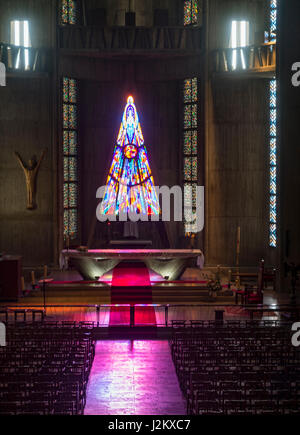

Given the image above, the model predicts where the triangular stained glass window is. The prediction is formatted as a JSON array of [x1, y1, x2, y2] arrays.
[[100, 96, 160, 217]]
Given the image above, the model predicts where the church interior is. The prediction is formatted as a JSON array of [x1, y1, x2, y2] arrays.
[[0, 0, 300, 417]]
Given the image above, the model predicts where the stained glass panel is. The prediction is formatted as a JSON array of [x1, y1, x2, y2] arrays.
[[63, 183, 69, 208], [192, 78, 197, 102], [68, 157, 77, 181], [191, 104, 197, 128], [184, 105, 191, 129], [63, 208, 78, 237], [270, 195, 276, 222], [192, 156, 197, 180], [184, 131, 191, 154], [62, 0, 68, 24], [63, 104, 78, 129], [270, 122, 276, 137], [69, 78, 77, 103], [68, 131, 78, 154], [69, 209, 78, 236], [68, 183, 78, 207], [192, 130, 197, 154], [62, 0, 77, 25], [184, 79, 192, 103], [269, 76, 277, 246], [68, 105, 77, 129], [63, 104, 69, 129], [63, 75, 79, 239], [63, 77, 69, 102], [270, 109, 276, 123], [184, 0, 198, 26], [100, 96, 160, 217], [63, 157, 69, 181], [191, 0, 198, 25], [69, 0, 77, 25], [63, 157, 78, 183], [184, 1, 192, 26], [63, 131, 78, 155], [183, 76, 198, 234], [184, 183, 192, 207], [184, 157, 192, 181]]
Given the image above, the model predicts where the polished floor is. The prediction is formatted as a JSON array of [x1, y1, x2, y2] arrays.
[[84, 340, 186, 415]]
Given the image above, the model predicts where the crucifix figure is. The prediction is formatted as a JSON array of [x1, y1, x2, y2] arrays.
[[14, 149, 47, 210]]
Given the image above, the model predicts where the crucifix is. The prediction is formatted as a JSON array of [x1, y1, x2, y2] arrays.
[[14, 149, 47, 210]]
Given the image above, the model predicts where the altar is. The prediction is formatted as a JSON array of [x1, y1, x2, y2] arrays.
[[60, 249, 204, 281]]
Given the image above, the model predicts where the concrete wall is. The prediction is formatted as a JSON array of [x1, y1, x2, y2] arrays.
[[84, 0, 183, 26], [279, 0, 300, 290], [205, 78, 273, 266], [0, 0, 54, 47], [0, 77, 54, 266]]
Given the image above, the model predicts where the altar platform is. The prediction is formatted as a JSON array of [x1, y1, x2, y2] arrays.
[[60, 249, 204, 281]]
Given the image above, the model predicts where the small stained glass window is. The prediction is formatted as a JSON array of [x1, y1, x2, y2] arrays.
[[184, 0, 198, 26], [61, 0, 77, 25]]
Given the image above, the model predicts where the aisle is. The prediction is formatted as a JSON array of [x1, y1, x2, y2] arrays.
[[84, 340, 186, 415]]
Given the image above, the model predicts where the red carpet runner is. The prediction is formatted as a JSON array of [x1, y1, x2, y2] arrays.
[[109, 262, 156, 326]]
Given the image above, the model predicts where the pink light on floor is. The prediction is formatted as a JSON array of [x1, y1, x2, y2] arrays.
[[84, 340, 186, 415]]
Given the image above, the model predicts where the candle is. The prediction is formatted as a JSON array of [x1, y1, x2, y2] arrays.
[[228, 269, 232, 283], [31, 271, 36, 285], [43, 265, 47, 279], [66, 235, 70, 249], [21, 277, 25, 291], [237, 226, 241, 255]]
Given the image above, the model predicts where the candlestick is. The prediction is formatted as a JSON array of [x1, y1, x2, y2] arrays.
[[21, 276, 25, 291], [66, 235, 70, 250], [31, 271, 36, 286]]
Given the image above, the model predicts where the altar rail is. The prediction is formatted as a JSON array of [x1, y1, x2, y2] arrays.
[[59, 25, 202, 53], [0, 43, 50, 73], [211, 42, 276, 75], [0, 304, 298, 327]]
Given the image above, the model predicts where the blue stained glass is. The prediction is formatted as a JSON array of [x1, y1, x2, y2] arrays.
[[270, 123, 276, 136], [270, 149, 276, 166], [270, 179, 276, 195], [269, 223, 276, 247], [270, 199, 276, 222], [270, 137, 276, 152], [270, 109, 276, 122], [268, 3, 277, 247], [270, 166, 276, 181], [270, 93, 276, 108]]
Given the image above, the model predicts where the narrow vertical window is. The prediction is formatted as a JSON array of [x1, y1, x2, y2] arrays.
[[61, 0, 77, 25], [10, 20, 31, 70], [63, 77, 79, 240], [183, 0, 198, 26], [183, 78, 198, 234], [183, 2, 199, 235], [267, 0, 278, 247], [229, 20, 249, 70], [269, 80, 277, 248]]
